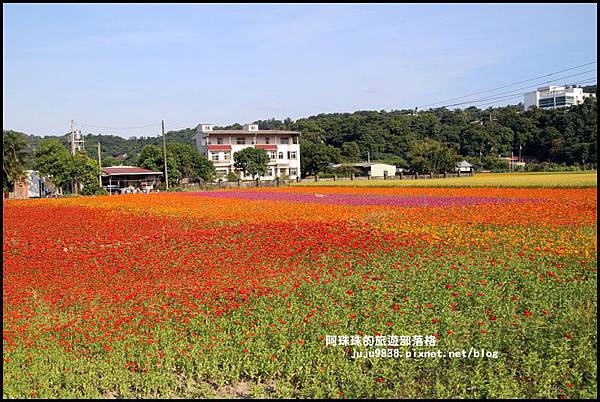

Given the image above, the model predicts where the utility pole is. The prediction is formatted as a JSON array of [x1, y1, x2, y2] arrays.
[[367, 150, 370, 163], [70, 120, 76, 194], [70, 120, 75, 154], [162, 120, 169, 190], [97, 142, 102, 188]]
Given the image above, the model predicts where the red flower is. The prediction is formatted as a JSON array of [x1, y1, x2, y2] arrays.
[[376, 377, 385, 383], [346, 289, 354, 296]]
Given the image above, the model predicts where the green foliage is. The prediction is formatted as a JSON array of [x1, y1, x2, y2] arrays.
[[3, 130, 29, 192], [72, 151, 103, 196], [33, 140, 74, 191], [233, 147, 270, 178], [167, 143, 215, 183], [409, 139, 460, 173], [225, 171, 240, 181], [137, 145, 163, 171], [327, 164, 360, 177], [300, 137, 341, 177], [7, 96, 598, 173], [33, 141, 104, 195], [340, 141, 361, 162], [137, 144, 214, 185], [525, 162, 587, 172]]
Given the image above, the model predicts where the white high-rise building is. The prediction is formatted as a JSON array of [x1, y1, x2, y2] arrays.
[[524, 85, 595, 110], [192, 123, 301, 180]]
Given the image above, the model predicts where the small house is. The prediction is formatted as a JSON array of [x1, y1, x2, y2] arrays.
[[456, 160, 473, 173], [101, 166, 163, 194]]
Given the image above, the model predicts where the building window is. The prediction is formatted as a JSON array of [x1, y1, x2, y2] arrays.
[[223, 152, 230, 160], [539, 98, 557, 108], [264, 137, 270, 144], [278, 152, 284, 159], [237, 138, 245, 145], [288, 151, 297, 159], [280, 138, 289, 145], [268, 151, 276, 160], [211, 153, 219, 161], [217, 137, 223, 145], [290, 168, 297, 176], [292, 136, 298, 144]]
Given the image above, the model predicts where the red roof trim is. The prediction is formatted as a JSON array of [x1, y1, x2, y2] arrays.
[[255, 144, 278, 151], [208, 145, 232, 151]]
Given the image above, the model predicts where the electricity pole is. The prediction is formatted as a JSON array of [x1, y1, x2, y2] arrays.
[[70, 120, 75, 154], [162, 120, 169, 190], [97, 142, 102, 188]]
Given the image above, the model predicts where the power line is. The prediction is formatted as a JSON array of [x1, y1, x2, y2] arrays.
[[463, 78, 597, 109], [79, 122, 161, 130], [419, 61, 597, 109], [442, 72, 597, 108]]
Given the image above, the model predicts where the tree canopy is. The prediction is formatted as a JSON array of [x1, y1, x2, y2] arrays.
[[233, 147, 270, 179], [3, 130, 29, 192], [33, 140, 104, 195], [136, 143, 215, 185], [6, 96, 597, 178]]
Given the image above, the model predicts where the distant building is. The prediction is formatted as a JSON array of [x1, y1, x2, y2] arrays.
[[191, 124, 301, 180], [500, 156, 527, 170], [456, 160, 473, 173], [8, 170, 48, 199], [101, 166, 163, 194], [524, 86, 595, 110], [331, 162, 397, 177]]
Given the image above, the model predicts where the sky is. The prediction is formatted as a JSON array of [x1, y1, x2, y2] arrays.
[[3, 3, 597, 138]]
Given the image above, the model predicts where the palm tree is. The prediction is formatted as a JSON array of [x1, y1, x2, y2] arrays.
[[3, 131, 29, 193]]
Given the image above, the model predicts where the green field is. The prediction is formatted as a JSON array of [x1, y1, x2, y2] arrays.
[[294, 172, 598, 188]]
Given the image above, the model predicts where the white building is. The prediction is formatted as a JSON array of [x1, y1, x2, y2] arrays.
[[9, 170, 48, 198], [455, 160, 473, 173], [524, 86, 595, 110], [331, 162, 397, 177], [192, 123, 301, 180]]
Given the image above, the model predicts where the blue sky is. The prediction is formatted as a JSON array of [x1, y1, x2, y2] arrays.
[[3, 3, 597, 137]]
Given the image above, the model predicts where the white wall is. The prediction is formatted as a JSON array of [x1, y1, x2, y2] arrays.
[[524, 91, 538, 110], [369, 164, 396, 177]]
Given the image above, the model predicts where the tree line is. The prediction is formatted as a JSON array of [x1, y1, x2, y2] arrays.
[[4, 94, 597, 189], [2, 135, 216, 194]]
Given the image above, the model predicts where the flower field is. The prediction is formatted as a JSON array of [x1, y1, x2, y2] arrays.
[[295, 171, 598, 188], [2, 185, 597, 398]]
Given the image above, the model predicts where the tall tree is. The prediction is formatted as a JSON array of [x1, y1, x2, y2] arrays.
[[167, 143, 215, 182], [71, 151, 104, 196], [33, 140, 73, 192], [409, 139, 460, 174], [233, 147, 270, 178], [3, 131, 29, 192]]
